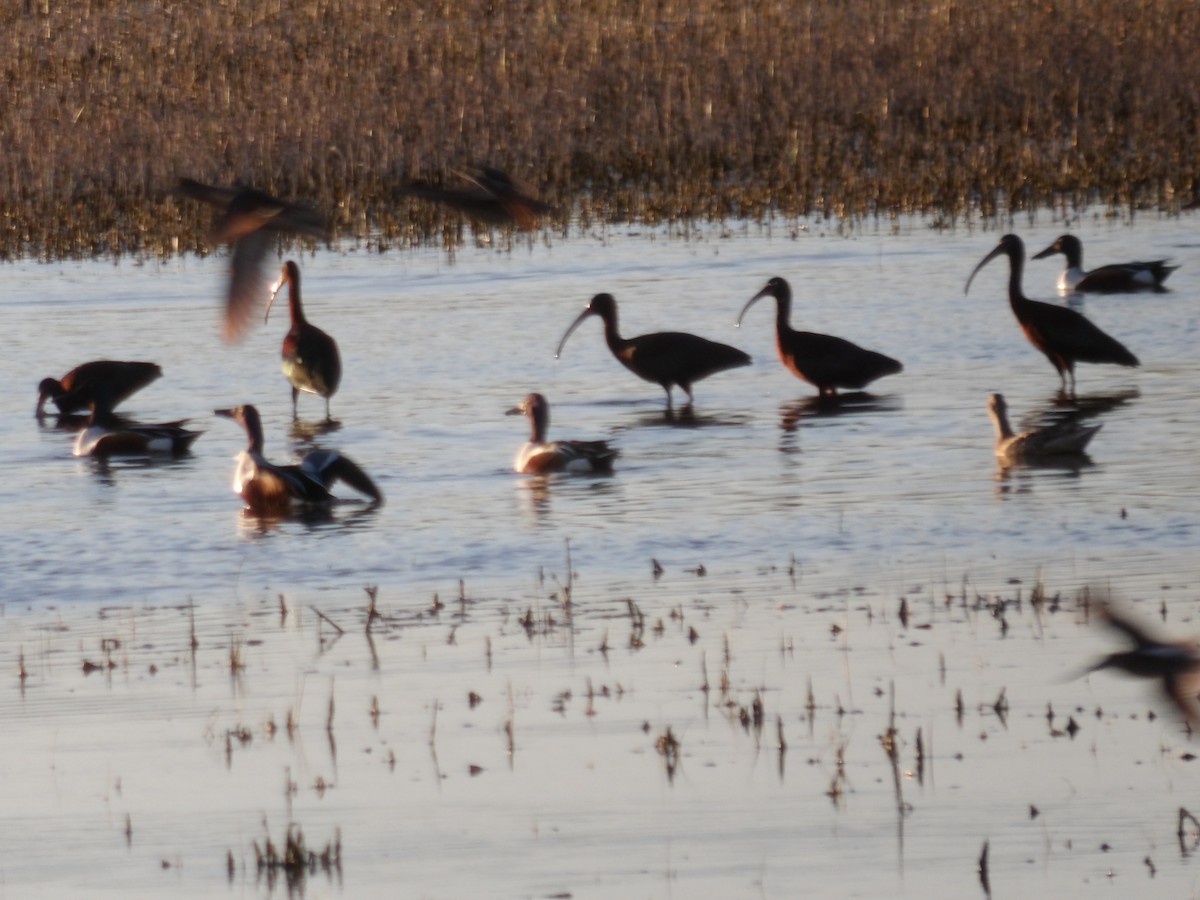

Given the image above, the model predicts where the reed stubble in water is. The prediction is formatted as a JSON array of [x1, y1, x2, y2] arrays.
[[2, 0, 1198, 261]]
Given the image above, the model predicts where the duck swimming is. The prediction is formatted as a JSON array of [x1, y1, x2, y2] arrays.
[[506, 393, 618, 474]]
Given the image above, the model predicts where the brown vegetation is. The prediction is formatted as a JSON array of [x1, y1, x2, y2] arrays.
[[1, 0, 1197, 260]]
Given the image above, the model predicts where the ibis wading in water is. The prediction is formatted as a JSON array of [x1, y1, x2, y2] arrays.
[[1032, 234, 1177, 294], [214, 404, 382, 515], [965, 234, 1139, 395], [37, 360, 162, 418], [736, 277, 902, 398], [506, 393, 618, 474], [396, 166, 554, 230], [264, 261, 342, 420], [555, 293, 751, 412], [174, 178, 328, 340], [986, 393, 1101, 465]]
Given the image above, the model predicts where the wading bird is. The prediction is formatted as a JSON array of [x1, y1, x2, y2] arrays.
[[1032, 234, 1177, 294], [736, 277, 902, 398], [174, 178, 329, 340], [37, 360, 162, 418], [965, 234, 1139, 396], [264, 261, 341, 420], [556, 293, 751, 413], [986, 393, 1101, 464], [214, 404, 381, 514], [506, 393, 618, 474], [395, 166, 554, 230]]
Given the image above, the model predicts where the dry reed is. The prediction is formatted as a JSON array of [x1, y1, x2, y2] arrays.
[[2, 1, 1197, 261]]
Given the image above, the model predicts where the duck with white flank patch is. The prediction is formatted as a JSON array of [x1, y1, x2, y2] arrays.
[[506, 393, 618, 474]]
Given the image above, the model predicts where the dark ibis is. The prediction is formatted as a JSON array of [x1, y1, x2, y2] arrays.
[[506, 393, 618, 474], [736, 277, 902, 398], [556, 293, 751, 412], [37, 360, 162, 417], [965, 234, 1140, 395], [986, 393, 1101, 465], [214, 404, 382, 514], [264, 260, 342, 420], [396, 166, 554, 230], [1032, 234, 1177, 293], [1084, 601, 1200, 728], [74, 392, 202, 458], [174, 178, 329, 340]]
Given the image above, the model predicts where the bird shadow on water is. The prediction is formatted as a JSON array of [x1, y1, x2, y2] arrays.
[[236, 499, 383, 534], [597, 400, 753, 431], [288, 417, 343, 442], [779, 392, 904, 431]]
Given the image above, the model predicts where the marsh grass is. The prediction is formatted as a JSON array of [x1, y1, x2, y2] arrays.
[[2, 0, 1197, 260]]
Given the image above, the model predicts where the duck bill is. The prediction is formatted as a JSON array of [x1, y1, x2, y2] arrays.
[[554, 308, 593, 359], [263, 277, 284, 322], [504, 404, 524, 417], [736, 288, 770, 327], [964, 244, 1007, 296], [213, 408, 236, 420], [1030, 242, 1056, 260]]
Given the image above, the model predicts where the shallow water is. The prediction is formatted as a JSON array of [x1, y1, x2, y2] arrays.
[[3, 215, 1200, 897]]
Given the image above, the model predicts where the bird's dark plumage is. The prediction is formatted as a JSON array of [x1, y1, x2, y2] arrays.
[[264, 260, 342, 420], [965, 234, 1139, 395], [737, 277, 902, 397], [556, 293, 751, 412], [396, 166, 554, 230], [37, 360, 162, 417], [174, 178, 329, 341]]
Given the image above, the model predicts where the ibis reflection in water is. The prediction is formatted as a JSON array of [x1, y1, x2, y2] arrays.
[[1032, 234, 1177, 294], [965, 234, 1139, 396], [37, 360, 162, 418], [736, 276, 902, 398], [173, 178, 329, 341], [214, 404, 381, 515], [264, 261, 342, 421], [556, 293, 751, 413], [506, 392, 618, 475]]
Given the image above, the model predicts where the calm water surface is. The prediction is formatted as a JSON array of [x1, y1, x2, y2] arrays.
[[3, 215, 1200, 897]]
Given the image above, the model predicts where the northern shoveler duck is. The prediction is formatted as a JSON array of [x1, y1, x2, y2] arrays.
[[1085, 602, 1200, 727], [965, 234, 1140, 396], [174, 178, 329, 341], [73, 396, 202, 458], [37, 360, 162, 418], [395, 166, 554, 230], [1032, 234, 1177, 294], [214, 404, 382, 514], [736, 277, 902, 398], [986, 393, 1101, 464], [556, 293, 751, 413], [264, 260, 341, 420], [506, 393, 618, 474]]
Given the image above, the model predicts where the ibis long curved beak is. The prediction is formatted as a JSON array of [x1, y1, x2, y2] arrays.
[[263, 276, 285, 323], [964, 244, 1007, 296], [736, 287, 771, 328], [555, 308, 594, 359]]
